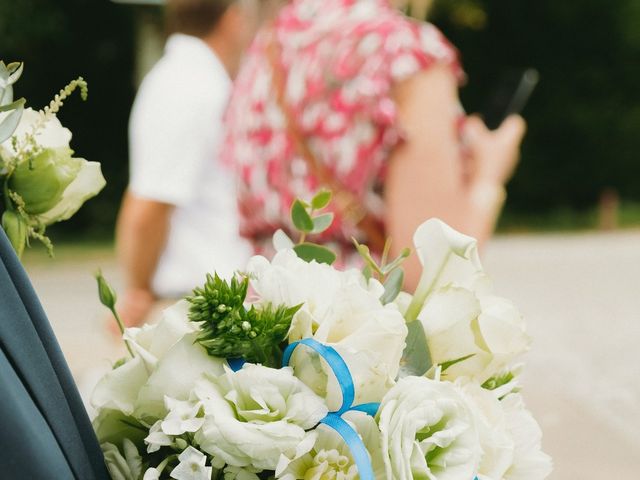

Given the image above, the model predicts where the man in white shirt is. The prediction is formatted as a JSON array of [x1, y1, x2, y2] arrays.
[[115, 0, 260, 327]]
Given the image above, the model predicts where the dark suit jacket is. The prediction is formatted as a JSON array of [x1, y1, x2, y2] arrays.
[[0, 230, 109, 479]]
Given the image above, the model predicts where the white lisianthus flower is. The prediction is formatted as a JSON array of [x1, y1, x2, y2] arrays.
[[170, 447, 212, 480], [276, 411, 387, 480], [194, 364, 328, 470], [92, 301, 225, 420], [500, 394, 553, 480], [378, 376, 481, 480], [406, 219, 530, 383], [124, 301, 198, 371], [418, 288, 530, 384], [91, 355, 149, 416], [247, 250, 408, 409], [458, 382, 552, 480], [133, 333, 225, 420]]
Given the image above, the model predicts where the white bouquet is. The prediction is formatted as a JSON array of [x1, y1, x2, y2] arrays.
[[93, 191, 552, 480], [0, 61, 106, 258]]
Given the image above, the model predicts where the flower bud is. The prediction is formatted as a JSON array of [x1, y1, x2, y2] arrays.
[[95, 270, 117, 310], [1, 210, 27, 258], [9, 147, 81, 214]]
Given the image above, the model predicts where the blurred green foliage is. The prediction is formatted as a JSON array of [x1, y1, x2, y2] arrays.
[[0, 0, 135, 239], [2, 0, 639, 239], [431, 0, 640, 216]]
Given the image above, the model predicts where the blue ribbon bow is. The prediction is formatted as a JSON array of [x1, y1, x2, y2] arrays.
[[229, 341, 480, 480], [282, 337, 379, 480]]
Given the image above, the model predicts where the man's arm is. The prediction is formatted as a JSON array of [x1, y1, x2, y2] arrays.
[[114, 190, 174, 327]]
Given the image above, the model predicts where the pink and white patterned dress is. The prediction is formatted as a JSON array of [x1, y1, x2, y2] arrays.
[[223, 0, 463, 259]]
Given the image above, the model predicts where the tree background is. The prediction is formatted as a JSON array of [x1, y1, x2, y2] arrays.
[[1, 0, 639, 238]]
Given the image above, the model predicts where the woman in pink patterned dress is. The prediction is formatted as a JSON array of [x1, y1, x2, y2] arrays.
[[223, 0, 525, 288]]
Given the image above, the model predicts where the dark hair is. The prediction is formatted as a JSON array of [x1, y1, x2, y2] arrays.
[[166, 0, 236, 38]]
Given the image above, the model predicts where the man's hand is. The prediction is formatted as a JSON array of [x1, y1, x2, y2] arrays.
[[112, 191, 174, 330]]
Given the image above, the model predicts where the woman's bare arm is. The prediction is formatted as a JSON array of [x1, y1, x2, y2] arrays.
[[385, 66, 525, 289]]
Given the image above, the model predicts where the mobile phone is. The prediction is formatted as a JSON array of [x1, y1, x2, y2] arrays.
[[481, 68, 539, 130]]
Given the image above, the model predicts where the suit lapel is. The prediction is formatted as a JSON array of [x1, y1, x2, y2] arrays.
[[0, 232, 107, 479]]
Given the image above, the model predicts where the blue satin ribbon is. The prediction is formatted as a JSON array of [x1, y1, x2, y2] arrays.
[[282, 338, 378, 479], [231, 340, 480, 480], [227, 357, 246, 372]]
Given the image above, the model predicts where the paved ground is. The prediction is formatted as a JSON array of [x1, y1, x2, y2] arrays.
[[23, 231, 640, 479]]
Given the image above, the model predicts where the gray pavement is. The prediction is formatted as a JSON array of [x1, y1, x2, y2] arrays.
[[23, 231, 640, 479]]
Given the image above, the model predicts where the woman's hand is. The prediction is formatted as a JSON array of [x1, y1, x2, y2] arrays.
[[462, 114, 527, 186]]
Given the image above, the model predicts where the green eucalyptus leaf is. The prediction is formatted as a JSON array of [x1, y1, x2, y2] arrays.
[[311, 189, 332, 210], [399, 320, 432, 377], [0, 100, 24, 143], [293, 242, 337, 265], [440, 354, 475, 373], [380, 268, 404, 305], [1, 210, 27, 258], [291, 199, 314, 232], [311, 212, 334, 234]]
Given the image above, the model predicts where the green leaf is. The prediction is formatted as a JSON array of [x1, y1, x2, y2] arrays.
[[311, 190, 332, 210], [0, 97, 25, 113], [311, 212, 334, 234], [440, 354, 475, 372], [291, 199, 314, 232], [380, 268, 404, 305], [381, 247, 411, 275], [482, 371, 515, 391], [399, 320, 432, 377], [294, 242, 337, 265]]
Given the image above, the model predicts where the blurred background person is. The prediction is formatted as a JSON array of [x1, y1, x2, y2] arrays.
[[223, 0, 525, 289], [114, 0, 263, 328]]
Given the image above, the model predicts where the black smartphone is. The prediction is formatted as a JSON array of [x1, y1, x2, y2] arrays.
[[481, 68, 539, 130]]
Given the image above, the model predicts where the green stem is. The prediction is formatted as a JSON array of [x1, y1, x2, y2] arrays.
[[110, 306, 135, 358], [404, 252, 451, 323]]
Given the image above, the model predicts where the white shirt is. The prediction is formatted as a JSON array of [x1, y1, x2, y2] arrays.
[[129, 34, 251, 298]]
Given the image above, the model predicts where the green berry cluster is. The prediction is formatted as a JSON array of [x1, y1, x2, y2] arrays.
[[186, 273, 301, 367]]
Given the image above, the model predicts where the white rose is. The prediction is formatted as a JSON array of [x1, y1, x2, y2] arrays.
[[378, 376, 481, 480], [276, 410, 387, 480], [195, 364, 328, 470], [248, 250, 407, 409], [458, 382, 552, 480]]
